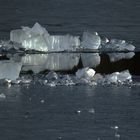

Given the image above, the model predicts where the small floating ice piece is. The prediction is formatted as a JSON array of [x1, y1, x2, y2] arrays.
[[103, 39, 135, 51], [108, 52, 135, 62], [0, 61, 22, 80], [81, 31, 101, 50], [0, 93, 6, 99], [81, 53, 101, 68], [105, 70, 132, 84], [117, 70, 132, 82], [76, 67, 95, 80]]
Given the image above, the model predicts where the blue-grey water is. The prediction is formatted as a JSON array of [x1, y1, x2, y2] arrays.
[[0, 0, 140, 140]]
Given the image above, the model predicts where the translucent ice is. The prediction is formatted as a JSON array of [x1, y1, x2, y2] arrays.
[[10, 23, 80, 52], [103, 39, 135, 51], [105, 70, 132, 84], [81, 53, 101, 68], [108, 52, 135, 62], [76, 67, 96, 80], [81, 31, 101, 50], [22, 53, 80, 73], [0, 60, 22, 80]]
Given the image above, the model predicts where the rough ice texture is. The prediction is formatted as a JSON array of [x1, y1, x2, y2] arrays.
[[9, 22, 136, 52], [10, 23, 80, 52], [108, 52, 135, 62], [103, 39, 135, 51], [81, 53, 101, 68], [0, 60, 22, 80], [81, 31, 101, 50], [22, 53, 80, 73], [105, 70, 132, 84], [76, 67, 96, 80]]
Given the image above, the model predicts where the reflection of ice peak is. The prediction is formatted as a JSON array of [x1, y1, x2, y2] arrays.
[[21, 53, 80, 73]]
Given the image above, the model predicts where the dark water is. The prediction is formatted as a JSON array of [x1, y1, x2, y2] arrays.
[[0, 0, 140, 140], [0, 84, 140, 140]]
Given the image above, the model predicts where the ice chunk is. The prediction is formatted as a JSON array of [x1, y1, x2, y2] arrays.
[[81, 31, 101, 50], [22, 53, 80, 73], [22, 35, 48, 52], [117, 70, 132, 82], [0, 61, 22, 80], [105, 70, 132, 84], [0, 93, 6, 99], [45, 35, 80, 51], [108, 52, 135, 62], [76, 67, 95, 80], [81, 53, 101, 68], [10, 23, 80, 52], [103, 39, 135, 51]]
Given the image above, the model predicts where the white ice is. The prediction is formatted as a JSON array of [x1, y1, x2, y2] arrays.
[[10, 23, 80, 52], [81, 31, 101, 50], [103, 39, 135, 51], [76, 67, 96, 80], [0, 60, 22, 80], [81, 53, 101, 68], [105, 70, 132, 84]]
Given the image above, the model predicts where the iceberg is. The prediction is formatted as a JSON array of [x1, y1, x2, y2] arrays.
[[108, 52, 135, 62], [81, 53, 101, 68], [81, 31, 101, 50], [76, 67, 96, 80], [10, 23, 80, 52], [21, 53, 80, 73], [0, 60, 22, 80]]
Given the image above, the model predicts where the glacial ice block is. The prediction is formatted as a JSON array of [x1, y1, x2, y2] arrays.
[[81, 53, 101, 68], [81, 31, 101, 50], [0, 61, 22, 80], [108, 52, 135, 62], [103, 39, 135, 51], [22, 53, 80, 73], [76, 67, 95, 80], [10, 23, 80, 52]]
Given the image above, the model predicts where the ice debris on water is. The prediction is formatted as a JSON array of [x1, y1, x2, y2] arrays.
[[0, 93, 6, 99], [105, 70, 132, 84], [103, 39, 135, 51], [76, 67, 96, 80], [2, 22, 134, 52]]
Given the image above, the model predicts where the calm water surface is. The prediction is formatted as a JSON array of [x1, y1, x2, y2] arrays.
[[0, 84, 140, 140]]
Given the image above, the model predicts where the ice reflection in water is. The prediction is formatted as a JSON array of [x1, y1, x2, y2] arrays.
[[21, 53, 80, 73]]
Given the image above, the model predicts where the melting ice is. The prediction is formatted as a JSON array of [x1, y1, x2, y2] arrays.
[[7, 22, 136, 52]]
